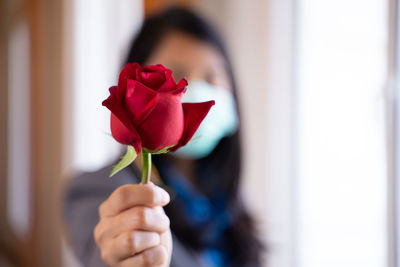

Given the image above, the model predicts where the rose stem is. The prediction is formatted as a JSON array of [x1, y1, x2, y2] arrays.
[[141, 152, 152, 184]]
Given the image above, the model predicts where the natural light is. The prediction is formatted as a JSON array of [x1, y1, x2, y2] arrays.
[[295, 0, 388, 266]]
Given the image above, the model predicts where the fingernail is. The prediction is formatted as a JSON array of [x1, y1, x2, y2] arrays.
[[160, 189, 170, 204]]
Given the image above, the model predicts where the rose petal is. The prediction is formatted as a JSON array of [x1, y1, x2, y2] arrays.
[[169, 100, 215, 152], [137, 92, 186, 151], [149, 64, 167, 72], [102, 87, 136, 133], [176, 78, 188, 89], [118, 63, 140, 95], [124, 80, 159, 126], [138, 70, 165, 90], [134, 65, 168, 90], [166, 78, 187, 95], [110, 113, 142, 153], [103, 86, 142, 153], [158, 75, 177, 92], [163, 68, 173, 80]]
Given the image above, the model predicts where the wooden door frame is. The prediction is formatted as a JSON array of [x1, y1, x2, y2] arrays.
[[0, 0, 64, 266], [29, 0, 63, 266]]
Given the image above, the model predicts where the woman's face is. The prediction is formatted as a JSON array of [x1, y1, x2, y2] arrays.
[[145, 31, 231, 92]]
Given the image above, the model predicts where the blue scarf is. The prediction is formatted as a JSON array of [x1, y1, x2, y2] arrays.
[[155, 161, 234, 267]]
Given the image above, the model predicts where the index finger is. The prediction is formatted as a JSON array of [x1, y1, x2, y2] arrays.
[[99, 183, 170, 217]]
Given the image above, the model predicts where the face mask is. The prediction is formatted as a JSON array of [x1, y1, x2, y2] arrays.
[[172, 80, 239, 159]]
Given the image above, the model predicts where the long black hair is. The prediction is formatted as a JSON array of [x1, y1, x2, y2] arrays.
[[125, 7, 264, 266]]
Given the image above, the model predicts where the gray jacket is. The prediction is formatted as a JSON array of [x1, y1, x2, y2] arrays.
[[63, 164, 208, 267]]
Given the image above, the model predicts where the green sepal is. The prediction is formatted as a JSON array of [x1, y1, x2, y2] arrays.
[[109, 145, 137, 177], [142, 144, 175, 155]]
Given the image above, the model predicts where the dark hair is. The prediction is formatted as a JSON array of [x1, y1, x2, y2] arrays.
[[126, 7, 264, 266]]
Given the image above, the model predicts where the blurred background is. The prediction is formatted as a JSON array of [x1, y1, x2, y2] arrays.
[[0, 0, 398, 266]]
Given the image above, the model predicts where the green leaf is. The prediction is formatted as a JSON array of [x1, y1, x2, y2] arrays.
[[109, 145, 137, 177], [142, 144, 175, 155]]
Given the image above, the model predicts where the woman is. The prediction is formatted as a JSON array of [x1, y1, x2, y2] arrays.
[[64, 7, 264, 267]]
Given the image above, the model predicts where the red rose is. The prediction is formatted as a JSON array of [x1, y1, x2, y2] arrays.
[[102, 63, 215, 154]]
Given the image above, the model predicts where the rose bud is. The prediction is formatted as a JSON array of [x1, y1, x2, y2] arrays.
[[102, 63, 215, 154]]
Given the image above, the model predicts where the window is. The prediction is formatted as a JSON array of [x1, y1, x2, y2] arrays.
[[295, 0, 388, 266]]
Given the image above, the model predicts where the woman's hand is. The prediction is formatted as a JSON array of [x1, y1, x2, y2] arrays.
[[94, 183, 172, 266]]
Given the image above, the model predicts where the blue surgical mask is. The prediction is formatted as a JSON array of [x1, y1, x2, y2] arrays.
[[173, 80, 239, 159]]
